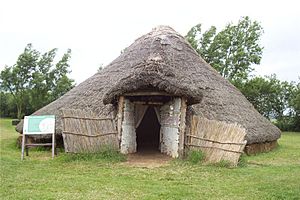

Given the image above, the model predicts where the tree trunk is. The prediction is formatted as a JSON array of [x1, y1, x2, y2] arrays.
[[17, 103, 22, 120]]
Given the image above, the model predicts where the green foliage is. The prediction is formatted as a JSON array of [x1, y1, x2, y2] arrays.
[[186, 150, 205, 164], [273, 116, 297, 131], [186, 23, 202, 51], [0, 92, 16, 118], [290, 80, 300, 131], [186, 17, 299, 131], [239, 75, 299, 131], [239, 74, 294, 119], [186, 16, 263, 83], [0, 44, 39, 119], [0, 44, 74, 119]]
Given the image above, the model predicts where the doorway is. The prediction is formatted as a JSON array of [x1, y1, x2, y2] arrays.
[[136, 106, 161, 152], [120, 97, 183, 158]]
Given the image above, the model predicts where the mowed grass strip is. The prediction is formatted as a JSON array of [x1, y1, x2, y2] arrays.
[[1, 118, 300, 200]]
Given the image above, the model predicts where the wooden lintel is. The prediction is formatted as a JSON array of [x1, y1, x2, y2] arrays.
[[133, 101, 164, 105], [124, 91, 173, 97]]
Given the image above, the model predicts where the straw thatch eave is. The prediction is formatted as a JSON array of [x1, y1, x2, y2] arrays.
[[103, 61, 203, 105]]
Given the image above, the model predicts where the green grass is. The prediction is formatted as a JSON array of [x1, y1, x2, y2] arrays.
[[1, 118, 300, 200], [57, 150, 126, 163], [186, 150, 205, 164]]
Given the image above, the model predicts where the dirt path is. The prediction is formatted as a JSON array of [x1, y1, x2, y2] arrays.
[[123, 150, 172, 168]]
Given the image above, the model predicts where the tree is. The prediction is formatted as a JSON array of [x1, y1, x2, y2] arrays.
[[240, 75, 294, 120], [239, 75, 300, 131], [0, 44, 39, 119], [186, 17, 299, 131], [28, 48, 57, 110], [0, 44, 74, 119], [186, 16, 263, 85], [0, 92, 16, 118], [29, 48, 74, 106], [290, 80, 300, 131]]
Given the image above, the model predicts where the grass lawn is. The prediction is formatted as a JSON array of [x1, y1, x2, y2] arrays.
[[1, 118, 300, 200]]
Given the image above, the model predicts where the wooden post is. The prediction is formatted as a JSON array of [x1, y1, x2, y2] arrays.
[[61, 110, 69, 152], [25, 136, 29, 156], [178, 97, 187, 158], [21, 133, 25, 160], [117, 96, 124, 149], [52, 132, 55, 159]]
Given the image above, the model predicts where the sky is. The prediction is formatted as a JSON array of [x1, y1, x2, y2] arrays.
[[0, 0, 299, 85]]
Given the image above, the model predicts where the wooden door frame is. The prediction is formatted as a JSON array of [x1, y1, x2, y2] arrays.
[[117, 95, 187, 157]]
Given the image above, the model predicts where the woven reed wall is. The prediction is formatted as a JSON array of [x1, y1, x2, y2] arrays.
[[61, 109, 118, 153], [186, 116, 247, 166]]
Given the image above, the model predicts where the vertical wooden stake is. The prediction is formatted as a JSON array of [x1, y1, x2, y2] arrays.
[[52, 132, 55, 159], [21, 134, 25, 160], [61, 110, 70, 152], [178, 97, 187, 158], [25, 136, 29, 156], [117, 96, 124, 149]]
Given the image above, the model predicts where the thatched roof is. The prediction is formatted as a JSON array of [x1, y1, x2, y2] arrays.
[[16, 26, 280, 144]]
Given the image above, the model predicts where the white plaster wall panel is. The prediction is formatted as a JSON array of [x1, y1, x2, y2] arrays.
[[120, 125, 136, 154], [160, 126, 179, 157], [120, 99, 137, 154], [160, 98, 181, 158]]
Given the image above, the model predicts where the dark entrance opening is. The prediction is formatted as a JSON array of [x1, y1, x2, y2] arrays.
[[136, 106, 160, 152]]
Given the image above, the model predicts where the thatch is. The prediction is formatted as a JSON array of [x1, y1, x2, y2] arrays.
[[16, 25, 281, 144]]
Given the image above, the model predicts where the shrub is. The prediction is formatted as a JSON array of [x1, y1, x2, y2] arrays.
[[273, 116, 295, 131]]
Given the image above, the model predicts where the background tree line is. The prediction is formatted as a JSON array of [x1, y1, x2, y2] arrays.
[[186, 16, 299, 131], [1, 17, 299, 131], [0, 44, 74, 119]]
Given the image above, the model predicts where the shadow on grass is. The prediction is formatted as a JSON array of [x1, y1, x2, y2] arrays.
[[56, 147, 127, 163]]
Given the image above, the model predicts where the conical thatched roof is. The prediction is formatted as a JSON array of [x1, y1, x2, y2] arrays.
[[17, 26, 280, 144]]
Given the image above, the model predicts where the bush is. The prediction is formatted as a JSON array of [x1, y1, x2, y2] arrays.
[[273, 116, 299, 132], [187, 150, 205, 164]]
